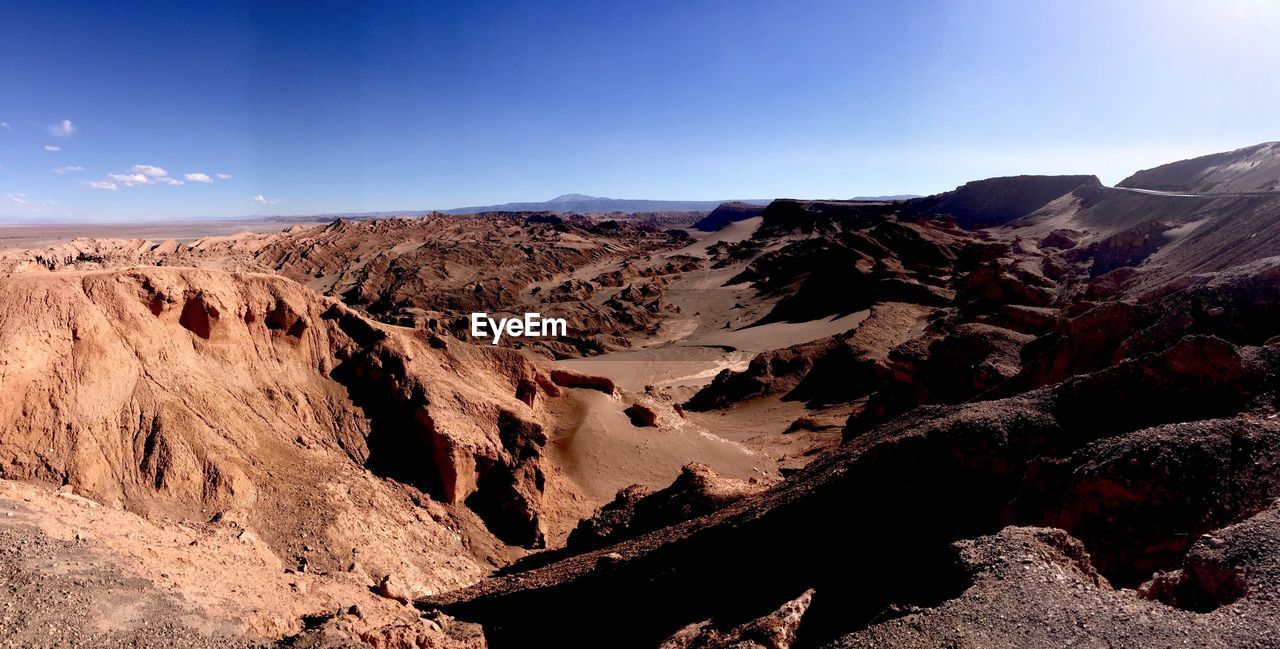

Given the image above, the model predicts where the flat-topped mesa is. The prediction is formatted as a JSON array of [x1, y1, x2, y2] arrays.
[[747, 175, 1098, 236], [754, 199, 903, 236]]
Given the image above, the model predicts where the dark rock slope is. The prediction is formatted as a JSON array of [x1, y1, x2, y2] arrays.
[[419, 159, 1280, 648], [910, 174, 1102, 228], [425, 334, 1280, 648], [1119, 141, 1280, 193], [692, 202, 769, 232]]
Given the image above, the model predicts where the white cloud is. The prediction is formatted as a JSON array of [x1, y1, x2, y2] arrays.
[[44, 145, 61, 152], [48, 119, 76, 137], [133, 164, 167, 177], [6, 193, 28, 205], [51, 165, 85, 174], [0, 122, 10, 129], [85, 181, 118, 191], [107, 172, 149, 185], [185, 172, 213, 183], [100, 164, 184, 187], [216, 172, 232, 180], [253, 194, 280, 205]]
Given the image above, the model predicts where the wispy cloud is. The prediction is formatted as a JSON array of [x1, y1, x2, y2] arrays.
[[6, 193, 28, 205], [48, 119, 76, 137], [51, 165, 85, 174], [44, 145, 61, 152], [85, 181, 118, 191], [253, 194, 280, 205], [185, 172, 213, 183], [0, 122, 10, 129], [216, 172, 232, 180]]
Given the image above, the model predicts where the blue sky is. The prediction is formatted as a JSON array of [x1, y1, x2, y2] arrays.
[[1, 0, 1278, 222]]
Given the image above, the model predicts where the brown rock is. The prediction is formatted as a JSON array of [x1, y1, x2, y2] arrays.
[[623, 403, 659, 427], [376, 573, 413, 605], [566, 463, 765, 552], [549, 369, 617, 394], [659, 588, 814, 649]]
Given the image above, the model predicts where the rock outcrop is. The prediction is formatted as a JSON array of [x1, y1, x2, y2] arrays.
[[566, 464, 764, 553], [0, 267, 580, 590], [660, 588, 814, 649]]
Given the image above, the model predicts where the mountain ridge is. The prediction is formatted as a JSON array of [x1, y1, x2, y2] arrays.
[[440, 195, 771, 215], [1119, 141, 1280, 193]]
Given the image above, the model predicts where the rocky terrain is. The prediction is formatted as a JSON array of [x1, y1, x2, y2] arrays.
[[6, 143, 1280, 647], [1, 213, 704, 357]]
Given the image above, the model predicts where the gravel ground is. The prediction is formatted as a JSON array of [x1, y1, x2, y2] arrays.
[[0, 506, 260, 648]]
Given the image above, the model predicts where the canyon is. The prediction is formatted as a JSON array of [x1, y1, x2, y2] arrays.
[[4, 141, 1280, 647]]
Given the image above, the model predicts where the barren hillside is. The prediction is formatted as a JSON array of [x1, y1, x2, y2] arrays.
[[1119, 141, 1280, 193]]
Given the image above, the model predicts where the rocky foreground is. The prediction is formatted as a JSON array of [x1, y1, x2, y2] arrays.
[[4, 142, 1280, 647]]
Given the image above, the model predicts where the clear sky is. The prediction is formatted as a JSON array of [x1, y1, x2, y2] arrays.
[[1, 0, 1278, 222]]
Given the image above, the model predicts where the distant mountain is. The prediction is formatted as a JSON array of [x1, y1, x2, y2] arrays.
[[441, 194, 771, 215], [1119, 142, 1280, 194], [546, 193, 600, 203]]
